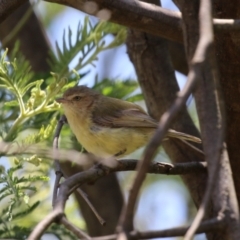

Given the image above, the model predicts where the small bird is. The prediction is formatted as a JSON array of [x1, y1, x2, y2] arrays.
[[56, 86, 201, 158]]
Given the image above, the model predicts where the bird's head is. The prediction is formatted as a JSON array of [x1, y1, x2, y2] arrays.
[[56, 86, 100, 115]]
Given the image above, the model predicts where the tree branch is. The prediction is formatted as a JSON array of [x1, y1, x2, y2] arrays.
[[178, 0, 216, 237], [0, 0, 27, 23], [0, 140, 207, 174], [42, 0, 240, 43], [176, 0, 240, 238], [117, 55, 200, 233], [60, 217, 91, 239], [76, 188, 106, 226], [28, 158, 206, 239], [2, 0, 240, 44], [52, 115, 66, 206], [46, 0, 182, 42], [28, 208, 63, 240], [125, 1, 208, 238], [92, 217, 224, 240]]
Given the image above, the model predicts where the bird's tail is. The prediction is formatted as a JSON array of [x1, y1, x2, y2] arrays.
[[167, 129, 201, 143]]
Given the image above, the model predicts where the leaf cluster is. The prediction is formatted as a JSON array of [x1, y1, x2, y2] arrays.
[[0, 47, 64, 142], [48, 17, 127, 79], [0, 164, 49, 238]]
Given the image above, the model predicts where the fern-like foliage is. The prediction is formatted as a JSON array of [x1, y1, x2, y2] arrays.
[[93, 78, 142, 101], [0, 165, 48, 239], [0, 48, 65, 142], [48, 17, 126, 79]]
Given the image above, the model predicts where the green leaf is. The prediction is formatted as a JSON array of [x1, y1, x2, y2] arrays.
[[93, 79, 139, 100], [48, 17, 125, 79], [23, 195, 29, 204], [20, 79, 44, 97], [4, 100, 19, 106]]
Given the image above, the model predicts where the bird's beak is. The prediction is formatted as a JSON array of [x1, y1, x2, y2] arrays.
[[56, 97, 67, 103]]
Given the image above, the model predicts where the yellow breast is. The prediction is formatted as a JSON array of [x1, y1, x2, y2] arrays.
[[64, 108, 153, 158]]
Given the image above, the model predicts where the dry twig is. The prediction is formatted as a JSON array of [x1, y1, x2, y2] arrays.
[[92, 217, 224, 240], [182, 0, 215, 238], [117, 47, 200, 234], [60, 216, 91, 239], [27, 159, 206, 239], [52, 115, 66, 206], [52, 116, 106, 225]]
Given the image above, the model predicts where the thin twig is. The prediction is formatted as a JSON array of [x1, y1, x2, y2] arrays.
[[117, 160, 207, 174], [28, 159, 206, 239], [213, 18, 240, 30], [118, 36, 200, 234], [28, 208, 63, 240], [52, 115, 66, 207], [52, 172, 63, 207], [181, 0, 218, 238], [65, 160, 207, 197], [60, 160, 207, 210], [134, 217, 224, 239], [60, 216, 91, 239], [61, 177, 106, 226], [76, 188, 106, 226], [93, 217, 224, 240], [52, 116, 106, 225]]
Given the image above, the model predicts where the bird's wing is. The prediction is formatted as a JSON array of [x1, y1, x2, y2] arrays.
[[91, 97, 202, 144], [91, 97, 158, 128]]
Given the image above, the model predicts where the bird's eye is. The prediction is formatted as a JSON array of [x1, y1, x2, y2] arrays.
[[73, 96, 82, 101]]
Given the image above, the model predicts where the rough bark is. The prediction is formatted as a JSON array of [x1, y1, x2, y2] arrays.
[[212, 0, 240, 206], [45, 0, 182, 42], [168, 41, 188, 75], [177, 0, 240, 239]]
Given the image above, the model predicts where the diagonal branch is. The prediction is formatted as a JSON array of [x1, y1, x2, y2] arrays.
[[52, 115, 66, 206], [176, 0, 240, 239], [182, 0, 216, 238], [45, 0, 183, 42], [43, 0, 240, 43], [93, 217, 224, 240], [117, 44, 200, 234], [60, 217, 91, 239], [2, 0, 240, 44]]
